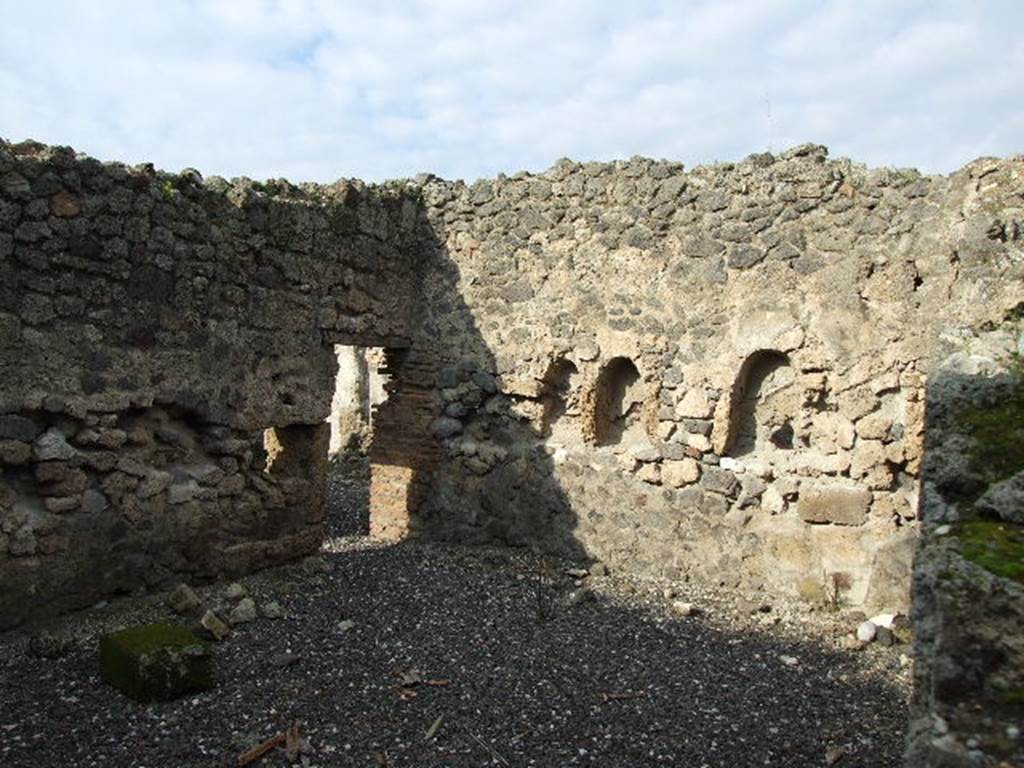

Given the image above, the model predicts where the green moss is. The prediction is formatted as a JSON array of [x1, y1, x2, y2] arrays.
[[100, 622, 211, 702], [959, 519, 1024, 582], [998, 686, 1024, 706], [106, 622, 195, 655], [957, 383, 1024, 491]]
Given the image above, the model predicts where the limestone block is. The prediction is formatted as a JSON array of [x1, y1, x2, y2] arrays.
[[99, 623, 211, 702], [856, 412, 893, 441], [872, 492, 915, 521], [684, 432, 712, 452], [810, 412, 856, 453], [798, 484, 871, 526], [850, 439, 886, 479], [675, 389, 713, 419], [636, 463, 661, 485], [792, 449, 850, 476], [836, 418, 856, 450], [836, 387, 879, 422], [662, 458, 700, 488], [884, 442, 905, 464], [762, 485, 786, 514]]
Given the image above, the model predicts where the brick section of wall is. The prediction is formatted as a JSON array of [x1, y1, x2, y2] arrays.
[[368, 348, 442, 539]]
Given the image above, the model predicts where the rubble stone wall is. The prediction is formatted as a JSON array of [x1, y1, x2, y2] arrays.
[[407, 146, 1024, 611], [2, 137, 1022, 629], [907, 358, 1024, 767], [0, 141, 422, 627]]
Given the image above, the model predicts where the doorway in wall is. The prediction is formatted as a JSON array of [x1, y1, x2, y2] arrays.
[[324, 344, 391, 537]]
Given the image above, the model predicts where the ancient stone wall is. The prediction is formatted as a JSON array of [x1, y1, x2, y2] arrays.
[[907, 347, 1023, 766], [0, 140, 422, 627], [2, 137, 1021, 628], [407, 146, 1024, 610]]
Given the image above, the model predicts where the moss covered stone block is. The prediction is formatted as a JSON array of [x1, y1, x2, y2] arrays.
[[99, 622, 211, 702]]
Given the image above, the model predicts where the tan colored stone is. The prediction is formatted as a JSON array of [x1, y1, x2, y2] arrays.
[[43, 496, 79, 513], [662, 458, 700, 487], [656, 421, 676, 440], [837, 387, 879, 421], [856, 412, 893, 441], [0, 440, 31, 465], [850, 440, 886, 479], [675, 388, 713, 419], [762, 485, 786, 514], [49, 191, 80, 217], [635, 462, 661, 485], [798, 485, 871, 526], [684, 432, 713, 452], [792, 450, 850, 476]]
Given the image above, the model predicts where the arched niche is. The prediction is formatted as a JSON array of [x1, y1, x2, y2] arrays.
[[590, 356, 644, 447], [540, 357, 580, 441], [725, 350, 797, 457]]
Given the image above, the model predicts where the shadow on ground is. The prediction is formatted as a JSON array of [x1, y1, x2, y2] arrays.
[[0, 538, 909, 768]]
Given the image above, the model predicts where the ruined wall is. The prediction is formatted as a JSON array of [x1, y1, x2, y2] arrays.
[[907, 348, 1023, 767], [3, 137, 1021, 628], [407, 145, 1024, 610], [0, 140, 421, 627]]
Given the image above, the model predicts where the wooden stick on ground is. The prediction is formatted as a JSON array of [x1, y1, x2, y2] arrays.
[[237, 732, 286, 767], [285, 721, 301, 762]]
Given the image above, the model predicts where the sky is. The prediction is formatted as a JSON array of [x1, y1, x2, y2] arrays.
[[1, 1, 1022, 183]]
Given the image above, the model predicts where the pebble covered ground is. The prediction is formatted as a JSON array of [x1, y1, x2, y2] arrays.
[[0, 533, 911, 768]]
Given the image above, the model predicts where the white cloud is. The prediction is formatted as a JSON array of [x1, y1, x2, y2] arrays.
[[0, 0, 1020, 182]]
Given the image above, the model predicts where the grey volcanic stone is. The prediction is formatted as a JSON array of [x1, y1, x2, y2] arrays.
[[975, 471, 1024, 524], [0, 414, 41, 442], [227, 597, 257, 626], [702, 467, 740, 497], [430, 417, 463, 440], [32, 428, 76, 461]]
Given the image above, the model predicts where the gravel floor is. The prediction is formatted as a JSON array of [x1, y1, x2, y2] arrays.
[[0, 533, 911, 768], [324, 455, 370, 538]]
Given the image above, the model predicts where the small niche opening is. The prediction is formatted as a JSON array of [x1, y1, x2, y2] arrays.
[[540, 357, 580, 444], [592, 357, 644, 447], [727, 350, 797, 457]]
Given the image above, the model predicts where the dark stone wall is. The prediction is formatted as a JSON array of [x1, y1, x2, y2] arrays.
[[907, 365, 1024, 767], [0, 140, 421, 627]]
